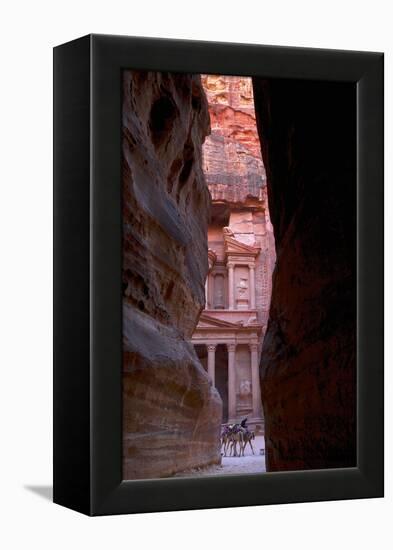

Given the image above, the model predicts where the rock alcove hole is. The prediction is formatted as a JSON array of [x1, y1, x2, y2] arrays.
[[149, 95, 178, 149]]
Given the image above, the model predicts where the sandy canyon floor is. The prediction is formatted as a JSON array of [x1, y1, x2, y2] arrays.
[[175, 435, 266, 477]]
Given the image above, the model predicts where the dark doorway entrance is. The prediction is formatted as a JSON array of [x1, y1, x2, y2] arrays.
[[215, 344, 228, 423]]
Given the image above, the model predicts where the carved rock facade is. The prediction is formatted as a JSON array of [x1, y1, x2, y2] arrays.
[[122, 71, 222, 479], [192, 76, 276, 433], [253, 78, 357, 471]]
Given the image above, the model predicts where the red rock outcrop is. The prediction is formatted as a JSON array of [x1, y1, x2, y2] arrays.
[[253, 78, 357, 471], [201, 75, 266, 204], [201, 75, 276, 328], [122, 70, 222, 479]]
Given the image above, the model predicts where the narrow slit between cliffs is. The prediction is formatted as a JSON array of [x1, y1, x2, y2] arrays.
[[188, 74, 276, 478]]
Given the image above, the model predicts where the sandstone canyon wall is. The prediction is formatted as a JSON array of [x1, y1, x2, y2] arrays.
[[201, 75, 276, 326], [122, 71, 222, 479], [253, 78, 357, 471], [202, 74, 266, 203]]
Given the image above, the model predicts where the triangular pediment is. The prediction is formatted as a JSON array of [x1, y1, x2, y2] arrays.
[[224, 235, 260, 255], [197, 313, 240, 329]]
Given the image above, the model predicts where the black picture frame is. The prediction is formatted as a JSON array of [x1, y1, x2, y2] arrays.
[[53, 34, 384, 516]]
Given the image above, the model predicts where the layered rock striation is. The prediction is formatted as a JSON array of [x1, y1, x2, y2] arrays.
[[253, 78, 357, 471], [122, 70, 222, 480], [201, 75, 276, 327], [201, 75, 266, 204]]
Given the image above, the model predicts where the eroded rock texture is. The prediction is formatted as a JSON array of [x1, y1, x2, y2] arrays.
[[253, 78, 357, 471], [122, 71, 222, 479], [201, 76, 276, 326], [201, 75, 266, 203]]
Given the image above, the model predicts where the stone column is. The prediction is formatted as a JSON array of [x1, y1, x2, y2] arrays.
[[228, 263, 235, 310], [250, 342, 262, 419], [249, 264, 256, 309], [207, 344, 216, 386], [205, 276, 209, 309], [227, 343, 237, 422]]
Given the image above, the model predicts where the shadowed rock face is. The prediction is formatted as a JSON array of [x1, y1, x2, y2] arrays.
[[253, 78, 357, 471], [122, 71, 222, 480]]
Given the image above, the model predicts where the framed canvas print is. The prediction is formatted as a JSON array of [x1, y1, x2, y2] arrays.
[[53, 34, 384, 516]]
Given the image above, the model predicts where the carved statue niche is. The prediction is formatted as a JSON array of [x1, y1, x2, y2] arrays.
[[235, 276, 249, 310], [213, 274, 225, 309], [237, 277, 248, 297], [238, 379, 253, 414], [239, 379, 252, 397], [208, 248, 217, 271]]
